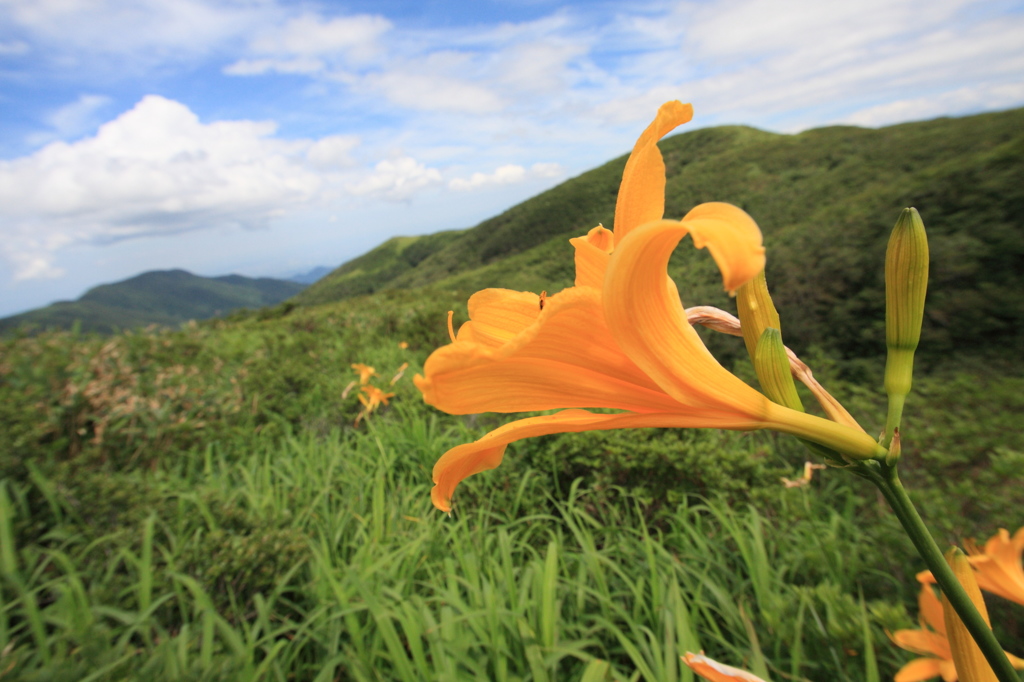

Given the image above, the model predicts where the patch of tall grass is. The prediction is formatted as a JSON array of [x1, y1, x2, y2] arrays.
[[1, 299, 1021, 680]]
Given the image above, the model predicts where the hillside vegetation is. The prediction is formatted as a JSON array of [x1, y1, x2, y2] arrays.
[[0, 269, 305, 335], [1, 108, 1022, 681]]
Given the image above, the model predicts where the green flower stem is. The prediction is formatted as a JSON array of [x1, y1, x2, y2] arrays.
[[858, 461, 1019, 682], [882, 392, 905, 450]]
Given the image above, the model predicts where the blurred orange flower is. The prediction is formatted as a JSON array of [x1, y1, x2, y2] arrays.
[[351, 363, 377, 385], [891, 584, 959, 682], [917, 527, 1024, 606], [359, 385, 395, 412], [891, 581, 1024, 681]]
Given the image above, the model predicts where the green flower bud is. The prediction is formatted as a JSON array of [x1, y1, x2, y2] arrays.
[[754, 327, 803, 411], [737, 269, 781, 364], [884, 208, 929, 444]]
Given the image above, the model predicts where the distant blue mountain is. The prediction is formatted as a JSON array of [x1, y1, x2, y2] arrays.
[[287, 266, 332, 285], [0, 269, 307, 335]]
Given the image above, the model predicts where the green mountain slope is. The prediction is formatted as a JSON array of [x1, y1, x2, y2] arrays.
[[1, 269, 306, 335], [298, 108, 1024, 363]]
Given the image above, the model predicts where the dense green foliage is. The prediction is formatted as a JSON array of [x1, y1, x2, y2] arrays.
[[1, 288, 1021, 680], [0, 269, 306, 335], [295, 232, 464, 305], [1, 108, 1022, 680]]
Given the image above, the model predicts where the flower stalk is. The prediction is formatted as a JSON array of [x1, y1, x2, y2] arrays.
[[859, 460, 1019, 682]]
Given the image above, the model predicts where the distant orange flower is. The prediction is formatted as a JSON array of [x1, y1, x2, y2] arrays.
[[682, 652, 770, 682], [917, 527, 1024, 606], [354, 384, 396, 426], [351, 363, 377, 385], [359, 385, 395, 412], [414, 101, 885, 512], [398, 341, 409, 350]]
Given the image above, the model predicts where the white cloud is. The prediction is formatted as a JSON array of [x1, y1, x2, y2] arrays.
[[223, 57, 325, 76], [26, 94, 111, 146], [0, 95, 325, 280], [362, 68, 506, 114], [449, 164, 526, 191], [249, 13, 391, 59], [530, 162, 564, 178], [449, 162, 565, 191], [306, 135, 361, 169], [666, 0, 973, 67], [4, 0, 1024, 302], [223, 12, 391, 76], [347, 157, 442, 201], [494, 42, 586, 94], [221, 11, 591, 116], [842, 82, 1024, 127], [592, 0, 1024, 131], [2, 0, 271, 61]]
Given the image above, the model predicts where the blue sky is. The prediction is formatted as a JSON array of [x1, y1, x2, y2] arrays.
[[1, 0, 1023, 317]]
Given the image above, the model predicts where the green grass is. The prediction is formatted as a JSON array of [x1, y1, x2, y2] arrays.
[[1, 289, 1021, 680], [0, 419, 909, 681]]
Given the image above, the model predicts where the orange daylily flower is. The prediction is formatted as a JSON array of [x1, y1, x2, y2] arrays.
[[354, 384, 396, 426], [891, 580, 1024, 681], [892, 584, 961, 682], [359, 385, 395, 412], [681, 652, 770, 682], [414, 100, 885, 512], [918, 527, 1024, 607], [351, 363, 377, 385]]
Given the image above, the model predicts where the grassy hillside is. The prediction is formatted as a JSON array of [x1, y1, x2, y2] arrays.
[[2, 287, 1021, 680], [295, 231, 464, 305], [0, 269, 306, 335], [299, 108, 1024, 365]]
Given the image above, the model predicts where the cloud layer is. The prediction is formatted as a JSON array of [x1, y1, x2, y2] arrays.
[[1, 0, 1023, 293], [0, 96, 325, 279]]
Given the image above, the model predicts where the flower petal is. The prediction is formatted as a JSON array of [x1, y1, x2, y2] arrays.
[[920, 527, 1024, 606], [891, 629, 953, 659], [417, 286, 688, 415], [975, 528, 1024, 606], [456, 289, 541, 348], [603, 215, 770, 417], [570, 225, 615, 288], [431, 408, 769, 511], [681, 652, 770, 682], [613, 100, 693, 243], [604, 215, 884, 460], [895, 658, 947, 682], [920, 584, 948, 637], [679, 202, 767, 295]]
